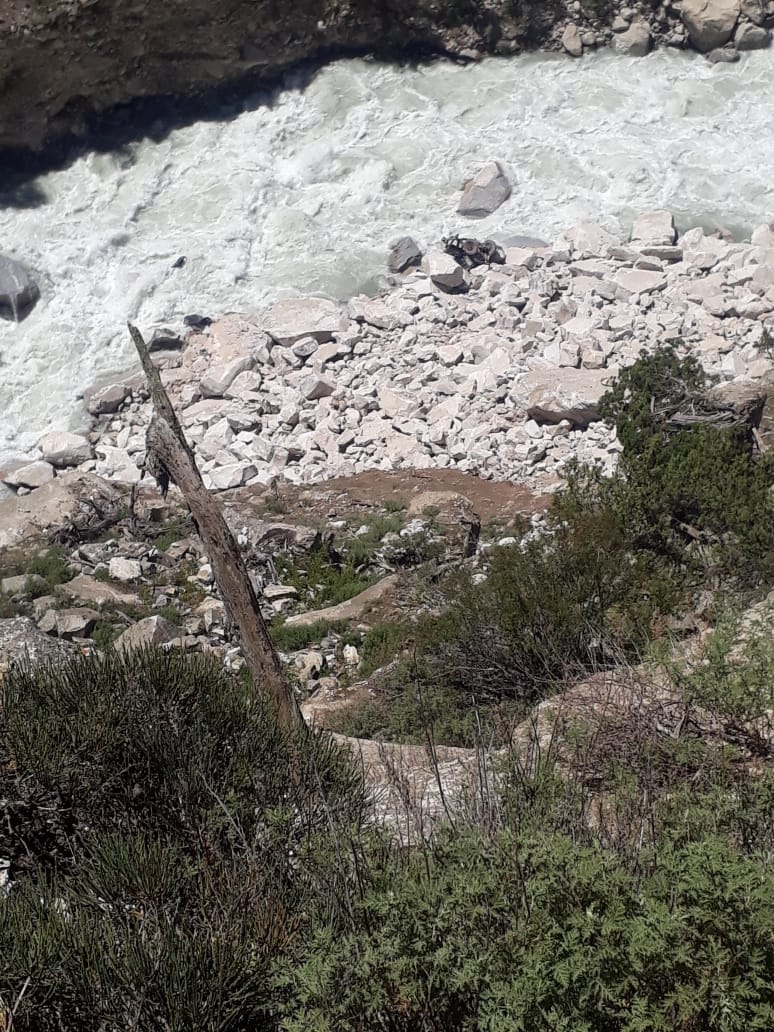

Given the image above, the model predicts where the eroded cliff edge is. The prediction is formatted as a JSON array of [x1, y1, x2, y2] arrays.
[[0, 0, 556, 157]]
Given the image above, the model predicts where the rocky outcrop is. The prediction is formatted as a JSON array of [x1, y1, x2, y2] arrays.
[[3, 0, 773, 162], [0, 0, 555, 158]]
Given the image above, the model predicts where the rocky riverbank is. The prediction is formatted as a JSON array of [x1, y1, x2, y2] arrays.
[[1, 0, 773, 161], [1, 207, 773, 690], [3, 210, 772, 500]]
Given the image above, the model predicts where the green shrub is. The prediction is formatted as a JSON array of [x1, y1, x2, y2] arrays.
[[0, 647, 366, 1031], [279, 827, 774, 1031], [598, 346, 774, 579], [358, 619, 407, 676], [26, 545, 74, 589]]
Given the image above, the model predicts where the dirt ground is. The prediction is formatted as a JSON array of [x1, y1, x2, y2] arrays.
[[231, 467, 552, 529]]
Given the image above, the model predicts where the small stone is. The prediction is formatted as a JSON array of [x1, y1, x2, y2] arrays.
[[264, 584, 299, 602], [706, 44, 741, 61], [343, 644, 360, 666], [296, 651, 324, 679]]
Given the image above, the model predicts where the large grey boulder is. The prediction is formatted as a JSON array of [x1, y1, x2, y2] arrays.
[[457, 161, 512, 218], [421, 250, 467, 292], [558, 222, 618, 258], [388, 236, 422, 273], [2, 460, 55, 489], [206, 462, 257, 490], [735, 22, 771, 49], [562, 23, 584, 57], [614, 20, 652, 56], [0, 471, 126, 551], [39, 431, 94, 468], [521, 369, 608, 428], [115, 615, 180, 652], [62, 573, 141, 608], [630, 210, 676, 246], [39, 607, 100, 639], [614, 268, 667, 297], [262, 298, 346, 346], [0, 617, 75, 668], [1, 573, 48, 596], [84, 382, 131, 415], [680, 0, 740, 52], [200, 355, 254, 397], [0, 255, 39, 321], [300, 373, 335, 401]]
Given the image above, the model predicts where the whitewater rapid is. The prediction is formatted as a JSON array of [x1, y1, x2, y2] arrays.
[[1, 47, 774, 464]]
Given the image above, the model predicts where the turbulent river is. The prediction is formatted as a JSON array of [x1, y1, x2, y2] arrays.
[[1, 47, 774, 465]]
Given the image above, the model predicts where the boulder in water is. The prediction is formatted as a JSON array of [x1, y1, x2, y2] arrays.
[[457, 161, 511, 218], [388, 236, 422, 273], [735, 22, 770, 49], [0, 255, 39, 321], [680, 0, 740, 52]]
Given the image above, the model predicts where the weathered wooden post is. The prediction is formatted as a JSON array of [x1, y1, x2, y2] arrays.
[[128, 322, 302, 731]]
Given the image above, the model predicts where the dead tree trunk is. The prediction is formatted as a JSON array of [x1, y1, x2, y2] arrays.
[[128, 322, 302, 732]]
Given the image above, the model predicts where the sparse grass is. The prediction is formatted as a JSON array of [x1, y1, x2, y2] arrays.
[[0, 544, 74, 594], [276, 551, 375, 609], [270, 618, 350, 653], [383, 498, 407, 513], [358, 619, 407, 677], [153, 515, 193, 552]]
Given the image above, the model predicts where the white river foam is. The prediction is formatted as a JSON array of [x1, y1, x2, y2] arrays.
[[1, 48, 774, 463]]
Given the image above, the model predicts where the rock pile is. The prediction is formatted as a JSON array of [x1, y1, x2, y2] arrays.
[[4, 213, 773, 498], [558, 0, 773, 62]]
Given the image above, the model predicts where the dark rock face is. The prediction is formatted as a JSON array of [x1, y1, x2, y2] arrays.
[[0, 0, 550, 158], [0, 255, 39, 321]]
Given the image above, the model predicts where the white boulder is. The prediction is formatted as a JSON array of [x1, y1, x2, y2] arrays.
[[421, 250, 466, 292], [200, 356, 254, 398], [262, 298, 346, 346], [3, 460, 55, 489], [39, 431, 94, 468]]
